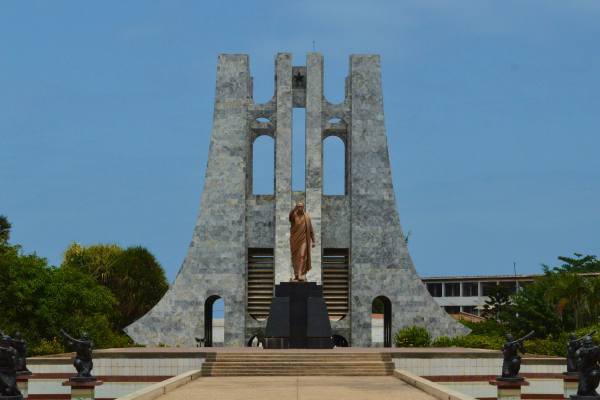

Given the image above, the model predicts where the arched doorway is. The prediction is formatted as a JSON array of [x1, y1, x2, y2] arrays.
[[332, 334, 348, 347], [204, 295, 222, 347], [372, 296, 392, 348]]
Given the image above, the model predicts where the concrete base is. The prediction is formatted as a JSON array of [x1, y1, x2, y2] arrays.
[[62, 380, 103, 400], [569, 396, 600, 400], [16, 373, 35, 398], [558, 374, 579, 398], [68, 376, 98, 382], [490, 379, 530, 400], [0, 395, 23, 400], [496, 377, 525, 382]]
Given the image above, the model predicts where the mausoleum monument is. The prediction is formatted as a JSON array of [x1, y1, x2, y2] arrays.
[[125, 53, 469, 347]]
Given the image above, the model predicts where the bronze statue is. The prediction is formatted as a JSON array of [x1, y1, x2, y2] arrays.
[[567, 329, 596, 374], [289, 202, 315, 282], [59, 330, 95, 381], [499, 331, 534, 380], [0, 335, 22, 398], [11, 333, 30, 376], [575, 335, 600, 396]]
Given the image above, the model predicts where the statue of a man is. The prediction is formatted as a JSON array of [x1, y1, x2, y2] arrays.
[[501, 333, 525, 378], [567, 332, 583, 373], [63, 332, 94, 379], [12, 332, 30, 375], [0, 335, 22, 397], [289, 202, 315, 282], [576, 336, 600, 396]]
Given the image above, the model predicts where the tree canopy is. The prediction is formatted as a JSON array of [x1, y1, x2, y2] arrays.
[[61, 242, 169, 330], [0, 215, 11, 241]]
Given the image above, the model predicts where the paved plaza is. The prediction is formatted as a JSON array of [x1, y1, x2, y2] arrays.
[[158, 376, 437, 400]]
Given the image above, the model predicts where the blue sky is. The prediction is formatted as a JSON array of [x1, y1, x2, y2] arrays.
[[2, 1, 599, 287]]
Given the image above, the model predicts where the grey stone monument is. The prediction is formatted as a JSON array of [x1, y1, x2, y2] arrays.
[[125, 53, 470, 347]]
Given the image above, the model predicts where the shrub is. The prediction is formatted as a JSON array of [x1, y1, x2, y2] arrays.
[[394, 325, 431, 348], [30, 338, 64, 357]]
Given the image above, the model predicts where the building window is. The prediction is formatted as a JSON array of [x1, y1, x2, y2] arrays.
[[462, 282, 478, 297], [427, 283, 442, 297], [444, 282, 460, 297], [462, 306, 478, 316], [481, 282, 498, 296], [502, 281, 518, 294], [444, 306, 461, 314]]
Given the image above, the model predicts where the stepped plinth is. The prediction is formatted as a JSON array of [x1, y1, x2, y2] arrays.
[[264, 282, 333, 349]]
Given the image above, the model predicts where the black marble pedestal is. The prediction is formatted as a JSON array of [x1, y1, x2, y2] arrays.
[[264, 282, 333, 349]]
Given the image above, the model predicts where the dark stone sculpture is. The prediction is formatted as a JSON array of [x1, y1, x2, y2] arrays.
[[567, 330, 597, 375], [59, 330, 96, 382], [10, 333, 30, 376], [0, 335, 22, 399], [264, 282, 333, 349], [498, 331, 535, 382], [574, 336, 600, 398]]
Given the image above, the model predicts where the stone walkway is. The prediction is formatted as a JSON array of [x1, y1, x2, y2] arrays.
[[158, 376, 437, 400]]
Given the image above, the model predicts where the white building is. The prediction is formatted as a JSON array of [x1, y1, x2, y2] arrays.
[[421, 273, 600, 316]]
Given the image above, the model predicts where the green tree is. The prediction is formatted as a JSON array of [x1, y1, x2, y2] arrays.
[[0, 215, 11, 241], [545, 272, 588, 328], [481, 285, 514, 325], [372, 298, 384, 314], [508, 279, 564, 337], [0, 241, 129, 354], [61, 242, 169, 330], [544, 253, 600, 274]]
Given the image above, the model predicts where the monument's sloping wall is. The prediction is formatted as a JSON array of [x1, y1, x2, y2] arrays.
[[125, 55, 251, 346], [126, 53, 469, 347], [347, 55, 469, 345]]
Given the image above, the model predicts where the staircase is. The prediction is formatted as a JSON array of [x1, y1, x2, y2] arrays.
[[200, 352, 395, 376]]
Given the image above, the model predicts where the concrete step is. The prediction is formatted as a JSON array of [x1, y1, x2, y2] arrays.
[[199, 352, 394, 377], [202, 371, 393, 377]]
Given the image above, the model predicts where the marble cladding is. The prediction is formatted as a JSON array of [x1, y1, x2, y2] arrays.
[[246, 195, 275, 248], [441, 380, 564, 399], [321, 195, 351, 248], [392, 358, 564, 377], [347, 54, 469, 346], [28, 358, 206, 377], [125, 53, 468, 347]]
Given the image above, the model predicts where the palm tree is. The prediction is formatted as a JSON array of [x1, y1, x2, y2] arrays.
[[545, 272, 588, 328], [584, 277, 600, 324]]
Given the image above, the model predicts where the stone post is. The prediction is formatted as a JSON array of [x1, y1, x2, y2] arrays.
[[16, 373, 36, 398], [274, 53, 293, 284], [62, 380, 103, 400], [304, 52, 323, 285], [559, 374, 578, 398], [489, 379, 530, 400]]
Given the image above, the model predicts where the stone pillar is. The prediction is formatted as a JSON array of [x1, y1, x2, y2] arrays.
[[305, 53, 324, 285], [489, 379, 529, 400], [62, 380, 103, 399], [16, 373, 35, 398], [559, 374, 578, 398], [274, 53, 293, 283]]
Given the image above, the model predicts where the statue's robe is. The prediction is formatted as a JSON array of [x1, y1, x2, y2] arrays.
[[577, 347, 600, 396], [0, 346, 21, 396], [567, 340, 582, 372], [289, 211, 314, 277]]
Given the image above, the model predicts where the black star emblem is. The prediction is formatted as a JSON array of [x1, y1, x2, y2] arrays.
[[293, 71, 305, 87]]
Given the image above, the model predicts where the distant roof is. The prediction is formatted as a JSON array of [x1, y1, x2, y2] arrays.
[[421, 272, 600, 281]]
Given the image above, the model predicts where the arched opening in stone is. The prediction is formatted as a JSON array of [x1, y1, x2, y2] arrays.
[[247, 335, 264, 348], [372, 296, 392, 348], [204, 295, 223, 347], [332, 334, 349, 347], [292, 108, 306, 191], [323, 136, 345, 195], [252, 135, 275, 195]]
